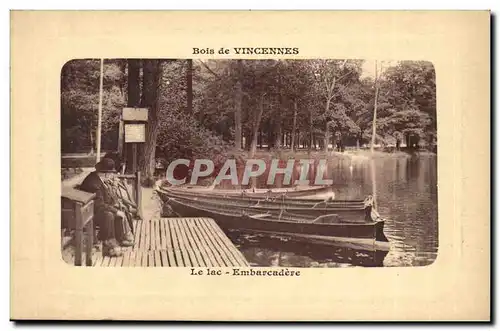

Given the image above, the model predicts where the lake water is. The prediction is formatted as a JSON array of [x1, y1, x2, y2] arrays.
[[224, 153, 439, 268]]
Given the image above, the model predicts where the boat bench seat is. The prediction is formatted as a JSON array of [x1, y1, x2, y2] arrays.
[[249, 213, 272, 218], [313, 214, 341, 224]]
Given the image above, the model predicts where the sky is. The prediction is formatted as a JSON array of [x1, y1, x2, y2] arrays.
[[361, 60, 397, 79]]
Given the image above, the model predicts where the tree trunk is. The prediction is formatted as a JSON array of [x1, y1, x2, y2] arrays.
[[274, 66, 283, 150], [324, 97, 331, 154], [89, 126, 94, 154], [309, 110, 314, 152], [245, 132, 252, 150], [138, 59, 163, 186], [234, 60, 243, 150], [324, 122, 330, 154], [186, 59, 193, 113], [274, 122, 282, 149], [268, 121, 274, 150], [127, 60, 141, 106], [250, 94, 266, 158], [291, 100, 298, 153], [125, 59, 141, 172]]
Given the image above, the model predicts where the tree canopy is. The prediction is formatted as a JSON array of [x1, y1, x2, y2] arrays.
[[61, 58, 437, 182]]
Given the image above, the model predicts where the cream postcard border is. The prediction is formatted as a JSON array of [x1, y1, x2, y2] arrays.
[[10, 11, 490, 320]]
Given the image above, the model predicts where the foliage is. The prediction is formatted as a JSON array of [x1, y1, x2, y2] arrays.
[[61, 58, 437, 171], [61, 59, 126, 152]]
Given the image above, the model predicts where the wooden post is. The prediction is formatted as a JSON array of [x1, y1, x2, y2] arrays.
[[136, 171, 142, 219], [118, 118, 124, 155], [74, 203, 83, 266], [85, 217, 93, 266], [132, 143, 137, 173]]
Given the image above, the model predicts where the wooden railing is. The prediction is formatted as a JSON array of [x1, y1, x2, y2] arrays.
[[117, 171, 142, 219]]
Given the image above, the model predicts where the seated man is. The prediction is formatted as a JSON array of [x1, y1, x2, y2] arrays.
[[103, 151, 139, 220], [79, 158, 134, 257]]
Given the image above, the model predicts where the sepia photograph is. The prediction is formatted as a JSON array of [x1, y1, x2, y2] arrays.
[[61, 58, 438, 269], [11, 10, 489, 321]]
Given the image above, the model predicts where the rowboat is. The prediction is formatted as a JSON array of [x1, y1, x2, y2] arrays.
[[164, 184, 336, 199], [158, 186, 367, 208], [165, 197, 390, 251], [157, 188, 373, 219]]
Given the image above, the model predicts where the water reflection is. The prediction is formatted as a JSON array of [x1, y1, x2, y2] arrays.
[[227, 230, 389, 268], [223, 153, 438, 268]]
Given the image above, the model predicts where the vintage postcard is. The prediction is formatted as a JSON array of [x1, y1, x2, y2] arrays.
[[11, 11, 490, 321]]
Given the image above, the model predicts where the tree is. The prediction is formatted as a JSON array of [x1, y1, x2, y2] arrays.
[[124, 59, 142, 171], [233, 60, 244, 150], [311, 59, 363, 153], [186, 59, 193, 113], [377, 61, 436, 149], [138, 59, 163, 185], [61, 59, 126, 154]]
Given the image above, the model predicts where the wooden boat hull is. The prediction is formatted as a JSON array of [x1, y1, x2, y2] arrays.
[[157, 188, 371, 220], [166, 198, 390, 250], [167, 184, 336, 199], [160, 187, 366, 207]]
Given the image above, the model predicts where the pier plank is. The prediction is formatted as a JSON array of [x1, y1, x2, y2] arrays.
[[115, 255, 124, 267], [141, 251, 148, 267], [204, 220, 240, 266], [148, 251, 155, 267], [122, 251, 131, 267], [160, 250, 169, 267], [207, 219, 250, 266], [150, 219, 156, 251], [172, 219, 192, 267], [86, 217, 248, 268], [129, 251, 137, 267], [184, 218, 213, 267], [102, 256, 111, 267], [169, 218, 184, 266], [139, 218, 148, 251], [159, 219, 168, 250], [155, 250, 162, 267], [93, 254, 103, 267], [195, 218, 232, 267], [144, 220, 151, 252], [154, 219, 162, 251], [194, 218, 226, 267], [133, 219, 142, 250], [175, 219, 199, 267], [191, 221, 218, 267], [163, 218, 173, 250]]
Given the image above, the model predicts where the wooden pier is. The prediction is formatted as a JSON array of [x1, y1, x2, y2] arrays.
[[92, 217, 250, 267]]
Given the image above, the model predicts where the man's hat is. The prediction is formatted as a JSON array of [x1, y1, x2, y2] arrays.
[[95, 158, 117, 173]]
